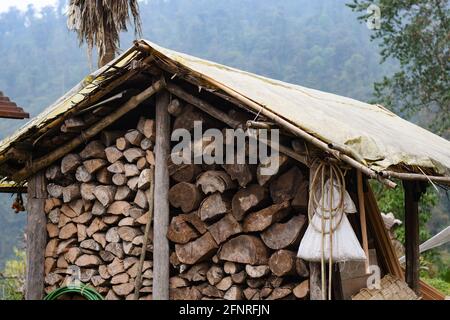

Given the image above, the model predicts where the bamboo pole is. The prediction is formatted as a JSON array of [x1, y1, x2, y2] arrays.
[[357, 170, 370, 273], [12, 79, 166, 182], [134, 166, 154, 300], [381, 170, 450, 185]]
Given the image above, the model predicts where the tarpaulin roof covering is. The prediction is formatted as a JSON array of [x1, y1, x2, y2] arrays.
[[1, 40, 449, 177]]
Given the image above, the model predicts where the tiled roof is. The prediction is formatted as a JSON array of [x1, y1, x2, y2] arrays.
[[0, 91, 29, 119]]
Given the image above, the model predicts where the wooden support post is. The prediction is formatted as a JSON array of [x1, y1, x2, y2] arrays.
[[357, 170, 369, 273], [403, 181, 422, 295], [26, 171, 47, 300], [153, 90, 171, 300]]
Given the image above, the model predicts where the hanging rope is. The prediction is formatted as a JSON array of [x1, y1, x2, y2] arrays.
[[308, 160, 347, 300]]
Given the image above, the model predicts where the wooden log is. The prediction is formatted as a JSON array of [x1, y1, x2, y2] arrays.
[[224, 286, 243, 300], [181, 212, 208, 235], [168, 160, 202, 183], [127, 176, 139, 191], [198, 193, 231, 222], [293, 280, 309, 299], [105, 146, 123, 164], [107, 201, 132, 215], [72, 212, 92, 224], [62, 184, 81, 203], [115, 186, 132, 201], [261, 214, 306, 250], [170, 287, 202, 300], [243, 287, 258, 300], [223, 262, 242, 275], [243, 200, 290, 232], [134, 190, 149, 209], [44, 198, 62, 214], [105, 243, 124, 259], [83, 159, 107, 174], [231, 184, 268, 221], [207, 214, 242, 245], [222, 163, 254, 188], [106, 227, 120, 243], [61, 154, 81, 174], [168, 182, 203, 213], [231, 271, 247, 284], [68, 199, 84, 215], [137, 157, 149, 170], [269, 166, 305, 203], [201, 284, 224, 298], [26, 171, 47, 300], [61, 117, 85, 133], [125, 130, 144, 146], [46, 223, 59, 238], [118, 226, 143, 242], [140, 138, 153, 151], [207, 265, 224, 286], [96, 167, 113, 184], [291, 180, 309, 212], [75, 165, 92, 183], [93, 232, 107, 249], [146, 150, 155, 166], [219, 235, 269, 265], [266, 285, 294, 300], [173, 104, 210, 132], [245, 265, 269, 278], [196, 171, 236, 194], [153, 89, 171, 300], [269, 250, 306, 277], [124, 148, 145, 163], [94, 185, 116, 207], [116, 137, 130, 151], [137, 118, 156, 140], [92, 201, 106, 216], [80, 140, 106, 160], [180, 263, 209, 282], [80, 239, 101, 252], [75, 254, 102, 267], [169, 276, 189, 289], [175, 232, 218, 265], [86, 217, 107, 237], [113, 283, 135, 296], [216, 276, 233, 291], [138, 169, 152, 190], [45, 165, 63, 181], [59, 223, 77, 239], [47, 183, 63, 199], [257, 154, 290, 186], [112, 173, 128, 186], [167, 99, 183, 117], [107, 161, 125, 174], [101, 131, 124, 147], [167, 215, 200, 244], [77, 224, 87, 242]]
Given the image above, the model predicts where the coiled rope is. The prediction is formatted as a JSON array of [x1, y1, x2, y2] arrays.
[[309, 160, 346, 300], [44, 284, 104, 300]]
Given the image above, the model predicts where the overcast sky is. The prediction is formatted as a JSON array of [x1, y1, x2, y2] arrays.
[[0, 0, 58, 13]]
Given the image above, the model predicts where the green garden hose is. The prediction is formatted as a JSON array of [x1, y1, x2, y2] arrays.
[[44, 284, 104, 300]]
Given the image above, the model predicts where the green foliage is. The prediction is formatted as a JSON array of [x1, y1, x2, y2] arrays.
[[422, 276, 450, 295], [370, 180, 437, 244], [0, 249, 25, 300], [347, 0, 450, 135]]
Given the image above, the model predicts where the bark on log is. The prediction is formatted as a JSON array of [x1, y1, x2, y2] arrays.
[[207, 214, 242, 245], [175, 232, 218, 265], [80, 140, 106, 160], [196, 171, 236, 194], [198, 193, 231, 222], [269, 167, 305, 204], [61, 154, 81, 174]]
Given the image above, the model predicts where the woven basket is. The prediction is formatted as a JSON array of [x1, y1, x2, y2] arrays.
[[352, 274, 419, 300]]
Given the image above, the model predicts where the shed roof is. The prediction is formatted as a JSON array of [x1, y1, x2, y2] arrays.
[[0, 40, 449, 180]]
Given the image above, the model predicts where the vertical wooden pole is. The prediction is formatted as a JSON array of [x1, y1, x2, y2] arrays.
[[403, 181, 421, 295], [153, 90, 171, 300], [308, 162, 324, 300], [26, 171, 47, 300], [357, 170, 370, 273]]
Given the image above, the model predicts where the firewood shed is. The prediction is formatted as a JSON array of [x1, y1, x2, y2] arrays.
[[0, 40, 448, 300]]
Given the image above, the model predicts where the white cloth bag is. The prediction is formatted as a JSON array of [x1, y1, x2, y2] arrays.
[[297, 179, 366, 262]]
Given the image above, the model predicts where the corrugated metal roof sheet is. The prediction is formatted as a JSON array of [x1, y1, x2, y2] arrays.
[[0, 91, 29, 119], [0, 40, 449, 177]]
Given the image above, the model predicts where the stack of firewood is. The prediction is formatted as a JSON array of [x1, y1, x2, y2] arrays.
[[167, 107, 311, 299], [43, 117, 156, 300]]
